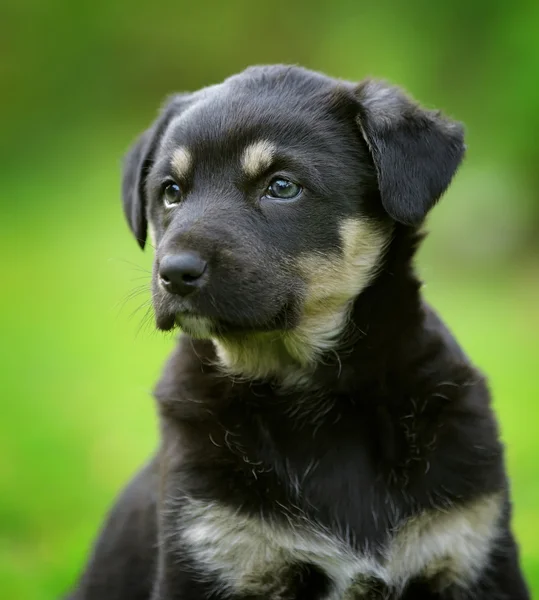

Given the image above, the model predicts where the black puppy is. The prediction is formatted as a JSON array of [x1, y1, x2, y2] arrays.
[[67, 66, 530, 599]]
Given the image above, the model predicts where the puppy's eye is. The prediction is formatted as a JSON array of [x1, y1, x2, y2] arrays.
[[265, 178, 302, 201], [163, 182, 182, 207]]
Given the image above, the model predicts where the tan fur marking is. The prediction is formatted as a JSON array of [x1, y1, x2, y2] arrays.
[[171, 147, 192, 180], [241, 140, 276, 177], [178, 315, 214, 339], [179, 493, 503, 597], [388, 492, 504, 589], [214, 331, 314, 389], [298, 218, 389, 310]]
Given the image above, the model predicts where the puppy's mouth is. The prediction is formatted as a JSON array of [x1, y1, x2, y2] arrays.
[[154, 296, 297, 339], [161, 311, 287, 339]]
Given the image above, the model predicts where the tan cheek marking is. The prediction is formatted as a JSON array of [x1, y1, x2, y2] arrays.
[[297, 218, 390, 312], [241, 140, 276, 177], [171, 147, 192, 180], [269, 219, 391, 369]]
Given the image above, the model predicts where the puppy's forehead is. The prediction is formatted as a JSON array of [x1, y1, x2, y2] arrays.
[[159, 78, 346, 170], [164, 99, 298, 151]]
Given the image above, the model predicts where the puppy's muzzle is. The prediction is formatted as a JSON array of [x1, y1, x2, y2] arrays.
[[159, 252, 208, 297]]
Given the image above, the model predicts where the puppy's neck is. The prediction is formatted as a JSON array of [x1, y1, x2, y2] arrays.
[[213, 305, 351, 388], [213, 226, 424, 390]]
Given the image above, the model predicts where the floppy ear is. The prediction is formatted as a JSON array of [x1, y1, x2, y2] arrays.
[[122, 128, 155, 249], [356, 80, 465, 225], [121, 94, 193, 249]]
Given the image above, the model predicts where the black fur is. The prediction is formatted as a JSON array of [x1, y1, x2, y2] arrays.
[[66, 66, 529, 599], [356, 80, 465, 225]]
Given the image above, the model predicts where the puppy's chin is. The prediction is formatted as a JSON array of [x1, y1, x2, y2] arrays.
[[175, 314, 216, 339], [154, 310, 215, 338]]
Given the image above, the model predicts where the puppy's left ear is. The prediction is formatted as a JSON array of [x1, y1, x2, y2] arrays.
[[122, 94, 193, 249], [356, 80, 465, 225], [122, 127, 156, 249]]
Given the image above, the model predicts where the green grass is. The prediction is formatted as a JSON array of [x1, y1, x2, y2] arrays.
[[1, 138, 538, 597]]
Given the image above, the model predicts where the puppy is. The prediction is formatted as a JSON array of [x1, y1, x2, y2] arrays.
[[67, 65, 530, 599]]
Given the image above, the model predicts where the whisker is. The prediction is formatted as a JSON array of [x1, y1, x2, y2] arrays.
[[135, 303, 157, 338], [108, 257, 152, 275], [128, 299, 150, 321], [115, 284, 152, 314]]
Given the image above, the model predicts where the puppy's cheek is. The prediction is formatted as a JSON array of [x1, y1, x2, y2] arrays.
[[295, 218, 390, 311], [208, 252, 292, 325]]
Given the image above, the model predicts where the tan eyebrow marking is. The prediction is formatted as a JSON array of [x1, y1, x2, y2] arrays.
[[241, 140, 277, 177], [171, 147, 192, 179]]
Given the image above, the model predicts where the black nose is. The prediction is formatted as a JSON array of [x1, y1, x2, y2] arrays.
[[159, 253, 208, 296]]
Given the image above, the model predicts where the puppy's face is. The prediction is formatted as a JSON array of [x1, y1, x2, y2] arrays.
[[122, 66, 464, 369], [145, 73, 385, 338]]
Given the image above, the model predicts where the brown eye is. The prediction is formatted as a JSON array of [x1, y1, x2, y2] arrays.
[[163, 182, 181, 207], [265, 178, 302, 201]]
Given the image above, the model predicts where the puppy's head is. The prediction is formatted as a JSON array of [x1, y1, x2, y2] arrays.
[[122, 66, 464, 376]]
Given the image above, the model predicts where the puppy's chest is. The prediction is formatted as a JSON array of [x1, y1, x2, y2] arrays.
[[179, 494, 501, 599]]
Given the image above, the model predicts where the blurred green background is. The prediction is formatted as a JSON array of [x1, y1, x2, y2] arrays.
[[1, 1, 538, 598]]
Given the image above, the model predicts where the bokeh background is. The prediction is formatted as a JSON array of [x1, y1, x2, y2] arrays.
[[1, 1, 538, 598]]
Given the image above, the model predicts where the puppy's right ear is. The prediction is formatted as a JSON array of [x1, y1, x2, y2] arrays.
[[356, 80, 465, 226], [122, 94, 193, 249]]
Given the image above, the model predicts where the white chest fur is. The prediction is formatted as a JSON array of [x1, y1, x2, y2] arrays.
[[178, 494, 502, 599]]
